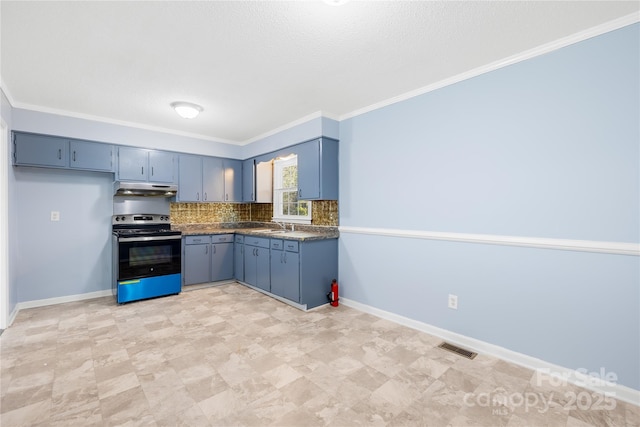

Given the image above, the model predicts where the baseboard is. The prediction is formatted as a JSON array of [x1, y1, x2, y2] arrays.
[[340, 297, 640, 407], [7, 304, 18, 327], [16, 289, 113, 311]]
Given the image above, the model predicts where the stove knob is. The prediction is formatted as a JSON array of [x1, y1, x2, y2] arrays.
[[115, 217, 120, 221], [121, 216, 126, 221]]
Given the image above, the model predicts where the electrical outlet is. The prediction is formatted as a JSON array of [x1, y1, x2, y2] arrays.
[[50, 211, 60, 222], [448, 294, 458, 310]]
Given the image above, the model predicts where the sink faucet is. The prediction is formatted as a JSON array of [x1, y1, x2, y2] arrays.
[[273, 221, 295, 231]]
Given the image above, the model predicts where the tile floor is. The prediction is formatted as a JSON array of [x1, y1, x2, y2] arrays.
[[1, 283, 638, 426]]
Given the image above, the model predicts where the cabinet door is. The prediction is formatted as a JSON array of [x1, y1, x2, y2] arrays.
[[270, 248, 285, 297], [149, 151, 175, 183], [178, 155, 202, 202], [255, 247, 270, 292], [256, 160, 273, 203], [70, 140, 114, 172], [244, 246, 257, 286], [242, 159, 255, 202], [184, 244, 211, 285], [234, 241, 244, 281], [212, 242, 234, 281], [118, 147, 148, 181], [14, 133, 68, 168], [296, 139, 320, 200], [202, 157, 224, 202], [223, 159, 242, 202], [281, 251, 300, 302]]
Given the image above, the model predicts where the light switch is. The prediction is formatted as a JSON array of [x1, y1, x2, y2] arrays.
[[50, 211, 60, 221]]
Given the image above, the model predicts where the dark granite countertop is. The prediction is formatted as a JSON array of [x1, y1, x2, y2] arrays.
[[172, 222, 339, 241]]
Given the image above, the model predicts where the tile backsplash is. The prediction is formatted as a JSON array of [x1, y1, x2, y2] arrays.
[[170, 200, 338, 226]]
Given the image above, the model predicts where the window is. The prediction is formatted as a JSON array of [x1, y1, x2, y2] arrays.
[[273, 155, 311, 223]]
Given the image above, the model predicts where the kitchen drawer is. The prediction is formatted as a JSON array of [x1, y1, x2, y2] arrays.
[[270, 239, 283, 250], [185, 235, 211, 245], [283, 240, 299, 253], [235, 235, 244, 244], [212, 234, 234, 243], [245, 236, 270, 248]]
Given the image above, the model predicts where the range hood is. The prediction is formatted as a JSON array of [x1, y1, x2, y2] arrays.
[[113, 181, 178, 197]]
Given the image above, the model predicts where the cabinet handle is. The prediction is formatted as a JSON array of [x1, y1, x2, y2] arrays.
[[205, 246, 208, 254], [151, 167, 154, 176], [196, 192, 199, 201], [204, 192, 207, 201], [72, 151, 76, 162], [141, 166, 144, 175], [298, 189, 302, 197], [58, 149, 62, 160], [213, 246, 216, 254]]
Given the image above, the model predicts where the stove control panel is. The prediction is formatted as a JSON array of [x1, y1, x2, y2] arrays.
[[112, 214, 171, 225]]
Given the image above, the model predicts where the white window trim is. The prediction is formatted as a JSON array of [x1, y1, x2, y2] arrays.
[[272, 155, 312, 224]]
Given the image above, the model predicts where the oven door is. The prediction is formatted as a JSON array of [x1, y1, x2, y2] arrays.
[[117, 234, 181, 281]]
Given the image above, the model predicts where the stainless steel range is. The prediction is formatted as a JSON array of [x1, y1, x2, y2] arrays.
[[112, 214, 182, 304]]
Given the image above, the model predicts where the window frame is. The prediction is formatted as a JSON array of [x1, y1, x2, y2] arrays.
[[272, 155, 312, 224]]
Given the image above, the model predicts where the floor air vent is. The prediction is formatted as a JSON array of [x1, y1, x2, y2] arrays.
[[438, 342, 477, 360]]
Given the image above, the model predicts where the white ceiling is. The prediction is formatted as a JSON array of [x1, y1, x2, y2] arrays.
[[1, 1, 638, 145]]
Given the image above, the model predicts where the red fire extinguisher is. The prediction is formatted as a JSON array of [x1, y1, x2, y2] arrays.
[[328, 279, 339, 307]]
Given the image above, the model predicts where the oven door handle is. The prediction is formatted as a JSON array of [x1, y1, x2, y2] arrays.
[[118, 235, 182, 243]]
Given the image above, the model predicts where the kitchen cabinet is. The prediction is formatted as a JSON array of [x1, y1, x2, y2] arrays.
[[183, 235, 211, 286], [178, 155, 203, 201], [270, 239, 300, 303], [202, 157, 224, 201], [13, 132, 115, 172], [269, 237, 338, 308], [211, 234, 234, 282], [70, 140, 114, 172], [242, 158, 255, 202], [296, 138, 338, 200], [224, 159, 242, 202], [117, 147, 176, 183], [183, 234, 234, 286], [178, 155, 242, 202], [234, 235, 244, 281], [13, 132, 68, 168], [242, 158, 272, 203], [243, 236, 270, 292]]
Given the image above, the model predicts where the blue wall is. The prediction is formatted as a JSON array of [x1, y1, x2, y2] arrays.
[[339, 24, 640, 389], [13, 168, 113, 302]]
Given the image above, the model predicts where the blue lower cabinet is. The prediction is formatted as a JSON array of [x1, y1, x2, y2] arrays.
[[270, 240, 300, 303], [269, 238, 338, 309], [234, 235, 244, 281], [211, 235, 234, 282], [117, 274, 181, 304], [244, 237, 270, 291]]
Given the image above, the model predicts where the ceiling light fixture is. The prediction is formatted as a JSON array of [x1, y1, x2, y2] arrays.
[[171, 101, 203, 119]]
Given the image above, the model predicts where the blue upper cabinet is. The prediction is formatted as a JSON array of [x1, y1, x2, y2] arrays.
[[242, 158, 255, 202], [13, 131, 115, 173], [117, 147, 176, 183], [149, 150, 175, 183], [178, 154, 203, 202], [202, 157, 224, 202], [70, 140, 114, 172], [223, 159, 242, 202], [13, 132, 69, 168], [179, 156, 242, 202], [296, 138, 338, 200]]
